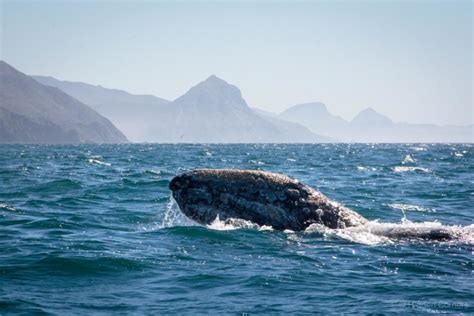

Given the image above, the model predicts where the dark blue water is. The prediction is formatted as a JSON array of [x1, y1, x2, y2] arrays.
[[1, 144, 473, 314]]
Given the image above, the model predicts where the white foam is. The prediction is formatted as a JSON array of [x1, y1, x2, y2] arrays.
[[388, 203, 435, 213], [207, 216, 274, 231], [147, 169, 161, 175], [357, 166, 377, 171], [88, 158, 111, 167], [151, 198, 472, 246], [204, 215, 474, 245], [249, 160, 265, 165], [0, 203, 16, 212], [393, 166, 430, 173], [402, 154, 415, 164], [305, 220, 474, 245], [207, 215, 260, 230]]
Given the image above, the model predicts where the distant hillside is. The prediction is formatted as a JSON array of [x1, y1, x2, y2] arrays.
[[279, 103, 473, 143], [252, 108, 279, 118], [348, 107, 473, 142], [32, 75, 169, 142], [32, 74, 329, 143], [28, 70, 472, 143], [279, 102, 348, 138], [149, 75, 331, 143], [0, 61, 127, 144]]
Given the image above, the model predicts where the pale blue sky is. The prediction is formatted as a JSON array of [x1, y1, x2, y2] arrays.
[[1, 0, 472, 125]]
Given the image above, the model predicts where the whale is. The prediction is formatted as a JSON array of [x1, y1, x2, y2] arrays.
[[168, 169, 462, 241], [169, 168, 368, 231]]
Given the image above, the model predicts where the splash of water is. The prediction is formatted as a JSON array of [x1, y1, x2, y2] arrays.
[[159, 196, 472, 246], [304, 220, 474, 245], [207, 215, 273, 231], [202, 214, 474, 246], [139, 195, 196, 231], [160, 195, 196, 228], [402, 154, 415, 164]]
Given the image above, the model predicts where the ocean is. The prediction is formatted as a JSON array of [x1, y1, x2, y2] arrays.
[[1, 144, 473, 314]]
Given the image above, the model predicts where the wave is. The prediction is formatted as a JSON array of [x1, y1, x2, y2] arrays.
[[393, 166, 430, 173], [304, 221, 474, 245], [201, 216, 473, 246], [88, 158, 111, 167], [402, 154, 415, 164], [122, 178, 169, 188], [207, 216, 273, 231], [33, 179, 83, 192], [388, 203, 435, 212], [357, 166, 377, 171], [161, 192, 472, 246], [248, 160, 265, 165], [145, 169, 162, 176], [29, 256, 148, 275], [0, 203, 16, 212]]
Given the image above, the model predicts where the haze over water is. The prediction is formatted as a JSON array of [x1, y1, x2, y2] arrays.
[[1, 144, 473, 314], [2, 0, 472, 126]]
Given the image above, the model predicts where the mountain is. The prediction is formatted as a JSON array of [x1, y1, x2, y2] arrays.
[[280, 103, 472, 143], [32, 73, 329, 143], [149, 75, 331, 143], [32, 75, 170, 142], [348, 107, 472, 142], [347, 107, 395, 142], [350, 107, 393, 126], [31, 75, 169, 107], [28, 70, 472, 143], [0, 61, 127, 144], [252, 107, 337, 142], [252, 108, 278, 118], [279, 102, 348, 138]]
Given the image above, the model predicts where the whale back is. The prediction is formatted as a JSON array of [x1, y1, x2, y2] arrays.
[[169, 169, 367, 230]]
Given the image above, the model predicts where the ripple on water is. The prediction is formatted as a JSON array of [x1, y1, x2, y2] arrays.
[[0, 144, 472, 314]]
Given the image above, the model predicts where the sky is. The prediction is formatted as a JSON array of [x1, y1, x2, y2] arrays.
[[1, 0, 472, 125]]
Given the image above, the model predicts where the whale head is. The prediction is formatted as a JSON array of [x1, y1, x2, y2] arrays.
[[169, 170, 225, 225], [169, 168, 369, 230], [168, 169, 313, 229]]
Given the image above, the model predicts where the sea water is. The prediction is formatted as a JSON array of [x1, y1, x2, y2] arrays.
[[0, 144, 473, 314]]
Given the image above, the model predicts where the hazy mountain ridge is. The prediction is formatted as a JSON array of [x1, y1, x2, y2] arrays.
[[32, 75, 170, 142], [33, 73, 330, 143], [277, 103, 473, 143], [32, 75, 170, 107], [25, 65, 472, 143], [148, 76, 331, 143], [0, 61, 127, 144], [279, 102, 349, 138]]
